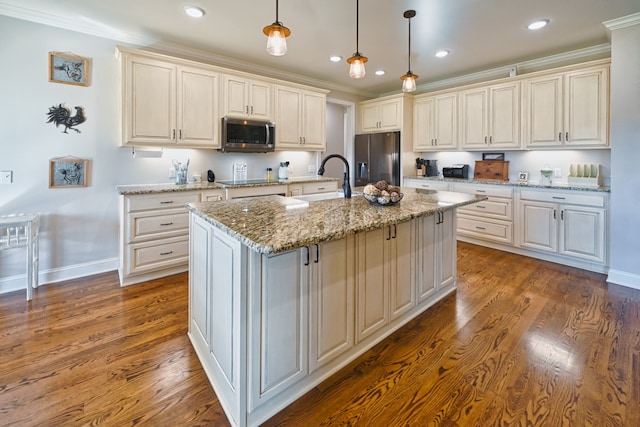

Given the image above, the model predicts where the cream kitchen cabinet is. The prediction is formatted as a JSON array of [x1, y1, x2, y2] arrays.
[[415, 210, 456, 303], [355, 221, 414, 344], [119, 50, 220, 148], [274, 85, 327, 151], [222, 74, 272, 121], [519, 189, 607, 264], [460, 81, 521, 150], [359, 95, 409, 133], [523, 64, 609, 148], [119, 191, 200, 286], [413, 93, 458, 151], [454, 183, 514, 245], [287, 180, 338, 197]]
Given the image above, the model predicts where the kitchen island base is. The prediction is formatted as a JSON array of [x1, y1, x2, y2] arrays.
[[188, 208, 459, 427]]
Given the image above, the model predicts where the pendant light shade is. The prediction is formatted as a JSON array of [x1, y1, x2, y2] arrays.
[[401, 10, 418, 92], [263, 0, 291, 56], [347, 0, 367, 79]]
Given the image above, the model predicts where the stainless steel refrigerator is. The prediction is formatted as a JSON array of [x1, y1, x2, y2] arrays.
[[354, 131, 400, 186]]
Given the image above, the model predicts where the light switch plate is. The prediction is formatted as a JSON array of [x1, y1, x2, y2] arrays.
[[554, 168, 562, 178], [1, 170, 13, 184]]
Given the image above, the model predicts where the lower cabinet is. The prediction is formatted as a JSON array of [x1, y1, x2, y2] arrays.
[[415, 210, 456, 301], [519, 189, 606, 263]]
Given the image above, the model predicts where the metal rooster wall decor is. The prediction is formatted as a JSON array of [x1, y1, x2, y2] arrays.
[[46, 103, 86, 134]]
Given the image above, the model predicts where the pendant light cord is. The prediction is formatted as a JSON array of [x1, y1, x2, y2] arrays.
[[356, 0, 359, 53], [275, 0, 279, 24], [407, 15, 411, 72]]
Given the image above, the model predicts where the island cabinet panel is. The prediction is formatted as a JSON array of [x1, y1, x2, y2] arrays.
[[248, 249, 308, 411], [415, 210, 456, 301], [309, 237, 356, 372]]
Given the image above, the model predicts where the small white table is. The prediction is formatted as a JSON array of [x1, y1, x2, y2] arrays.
[[0, 214, 40, 301]]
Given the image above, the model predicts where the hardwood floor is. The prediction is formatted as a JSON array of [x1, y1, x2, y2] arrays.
[[1, 242, 638, 426]]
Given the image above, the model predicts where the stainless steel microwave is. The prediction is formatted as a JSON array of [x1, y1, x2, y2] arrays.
[[220, 117, 275, 153]]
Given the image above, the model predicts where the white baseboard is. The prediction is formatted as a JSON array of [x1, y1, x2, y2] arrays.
[[0, 258, 118, 296], [606, 269, 640, 291]]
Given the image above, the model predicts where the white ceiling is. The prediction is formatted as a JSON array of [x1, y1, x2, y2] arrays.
[[1, 0, 639, 96]]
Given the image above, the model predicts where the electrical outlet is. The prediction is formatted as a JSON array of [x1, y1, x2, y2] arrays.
[[169, 167, 176, 179], [554, 168, 562, 178], [1, 170, 13, 184], [308, 164, 317, 173]]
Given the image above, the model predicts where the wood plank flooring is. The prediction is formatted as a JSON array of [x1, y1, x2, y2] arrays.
[[1, 242, 639, 426]]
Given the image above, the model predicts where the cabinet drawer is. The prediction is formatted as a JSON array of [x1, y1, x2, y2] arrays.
[[129, 211, 189, 241], [452, 183, 513, 198], [457, 215, 513, 244], [404, 179, 449, 191], [127, 193, 199, 212], [302, 181, 338, 194], [127, 237, 189, 276], [520, 189, 606, 207], [457, 197, 513, 220]]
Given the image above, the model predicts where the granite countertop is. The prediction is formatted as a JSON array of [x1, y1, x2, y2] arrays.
[[116, 176, 339, 195], [404, 176, 610, 193], [187, 188, 485, 255]]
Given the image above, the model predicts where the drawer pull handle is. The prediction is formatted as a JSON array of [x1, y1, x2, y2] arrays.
[[476, 205, 486, 209], [160, 251, 173, 256], [160, 222, 174, 226], [160, 201, 174, 204], [552, 196, 566, 200], [475, 226, 486, 230], [317, 187, 325, 190], [476, 190, 486, 193], [421, 184, 429, 188]]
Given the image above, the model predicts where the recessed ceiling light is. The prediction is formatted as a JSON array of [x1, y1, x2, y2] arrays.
[[184, 6, 205, 18], [375, 70, 386, 76], [435, 50, 449, 58], [528, 19, 549, 30], [330, 55, 342, 62]]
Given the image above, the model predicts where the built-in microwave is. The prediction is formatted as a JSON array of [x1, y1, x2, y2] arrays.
[[220, 117, 275, 153]]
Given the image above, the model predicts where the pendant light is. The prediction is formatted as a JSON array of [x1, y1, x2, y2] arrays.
[[263, 0, 291, 56], [401, 10, 419, 92], [346, 0, 367, 79]]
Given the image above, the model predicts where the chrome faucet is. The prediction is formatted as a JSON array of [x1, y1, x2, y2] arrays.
[[318, 154, 352, 198]]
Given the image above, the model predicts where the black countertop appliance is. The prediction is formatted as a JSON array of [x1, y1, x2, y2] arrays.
[[442, 164, 469, 179]]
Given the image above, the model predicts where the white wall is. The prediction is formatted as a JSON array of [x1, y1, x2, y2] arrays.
[[0, 15, 323, 293], [607, 16, 640, 290]]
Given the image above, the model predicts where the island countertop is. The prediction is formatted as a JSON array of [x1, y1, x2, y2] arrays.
[[187, 188, 485, 254]]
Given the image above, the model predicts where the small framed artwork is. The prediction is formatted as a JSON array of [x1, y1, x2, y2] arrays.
[[482, 152, 505, 161], [49, 158, 90, 188], [49, 52, 90, 86], [518, 171, 529, 183]]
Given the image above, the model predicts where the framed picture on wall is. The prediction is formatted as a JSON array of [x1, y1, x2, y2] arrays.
[[518, 171, 529, 183], [49, 157, 90, 188], [48, 52, 90, 86]]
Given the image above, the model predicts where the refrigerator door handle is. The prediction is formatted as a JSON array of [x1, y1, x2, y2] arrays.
[[358, 162, 368, 180]]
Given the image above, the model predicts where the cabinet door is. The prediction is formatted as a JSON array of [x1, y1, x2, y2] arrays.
[[249, 80, 272, 120], [379, 99, 401, 130], [275, 86, 302, 148], [361, 103, 381, 132], [413, 97, 434, 151], [189, 215, 212, 348], [520, 201, 557, 253], [439, 210, 456, 291], [249, 249, 308, 410], [489, 82, 520, 148], [310, 237, 355, 371], [124, 56, 176, 145], [433, 94, 458, 149], [390, 221, 415, 320], [523, 75, 563, 147], [559, 206, 605, 262], [222, 75, 249, 118], [177, 67, 219, 148], [356, 228, 389, 342], [416, 215, 437, 302], [460, 88, 488, 149], [564, 67, 608, 147], [301, 91, 326, 150]]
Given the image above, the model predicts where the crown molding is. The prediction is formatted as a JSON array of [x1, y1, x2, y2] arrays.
[[603, 13, 640, 31]]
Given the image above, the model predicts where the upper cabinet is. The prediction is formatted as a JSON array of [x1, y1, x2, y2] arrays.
[[275, 85, 327, 151], [222, 75, 273, 121], [523, 65, 609, 148], [359, 95, 409, 133], [460, 81, 521, 150], [120, 51, 220, 148], [413, 93, 457, 151]]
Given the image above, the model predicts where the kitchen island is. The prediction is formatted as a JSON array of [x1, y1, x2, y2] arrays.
[[186, 189, 484, 427]]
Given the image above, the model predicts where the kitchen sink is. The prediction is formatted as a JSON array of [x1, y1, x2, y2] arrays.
[[290, 191, 362, 202]]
